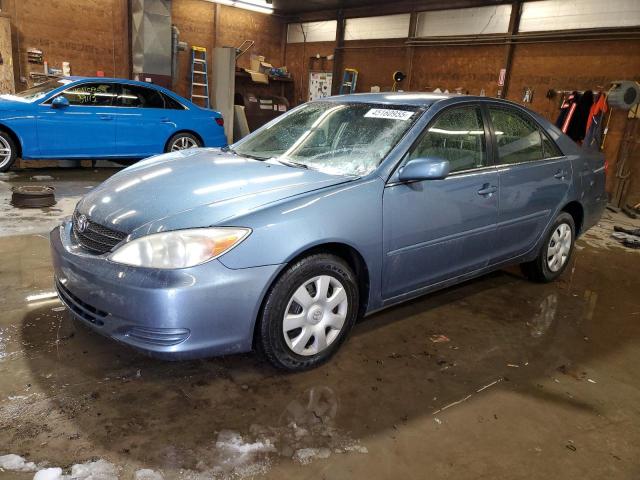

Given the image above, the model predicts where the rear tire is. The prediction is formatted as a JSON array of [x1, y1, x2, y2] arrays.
[[258, 254, 359, 371], [521, 212, 575, 283], [165, 132, 202, 152], [0, 131, 17, 172]]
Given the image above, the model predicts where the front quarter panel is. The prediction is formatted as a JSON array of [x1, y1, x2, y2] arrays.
[[0, 107, 38, 157], [217, 177, 385, 311]]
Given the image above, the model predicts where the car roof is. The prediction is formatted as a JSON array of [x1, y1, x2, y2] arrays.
[[324, 92, 525, 109], [63, 76, 178, 94], [66, 76, 154, 85]]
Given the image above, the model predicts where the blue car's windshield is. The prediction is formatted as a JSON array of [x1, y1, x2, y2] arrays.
[[3, 79, 73, 102], [233, 102, 421, 176]]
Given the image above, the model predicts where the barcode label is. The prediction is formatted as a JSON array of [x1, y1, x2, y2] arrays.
[[364, 109, 414, 121]]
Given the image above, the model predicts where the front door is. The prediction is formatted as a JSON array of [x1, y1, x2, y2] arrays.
[[382, 104, 499, 300], [36, 82, 118, 157], [486, 105, 572, 263]]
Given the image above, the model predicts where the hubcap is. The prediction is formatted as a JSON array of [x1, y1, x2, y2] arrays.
[[170, 136, 198, 151], [283, 275, 349, 356], [0, 136, 12, 168], [546, 223, 572, 272]]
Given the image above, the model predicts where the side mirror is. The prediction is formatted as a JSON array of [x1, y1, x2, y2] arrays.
[[398, 158, 450, 182], [51, 96, 70, 108]]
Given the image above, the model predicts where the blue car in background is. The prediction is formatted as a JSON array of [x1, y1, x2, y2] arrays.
[[0, 77, 227, 171], [50, 93, 606, 371]]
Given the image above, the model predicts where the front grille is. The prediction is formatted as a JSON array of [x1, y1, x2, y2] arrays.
[[55, 279, 108, 326], [72, 210, 127, 254]]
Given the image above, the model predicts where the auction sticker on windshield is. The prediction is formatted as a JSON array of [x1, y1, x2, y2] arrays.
[[364, 109, 414, 121]]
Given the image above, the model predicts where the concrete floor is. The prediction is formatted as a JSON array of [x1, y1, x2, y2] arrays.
[[1, 169, 640, 479]]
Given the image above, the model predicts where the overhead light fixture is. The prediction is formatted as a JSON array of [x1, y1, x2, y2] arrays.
[[206, 0, 273, 14]]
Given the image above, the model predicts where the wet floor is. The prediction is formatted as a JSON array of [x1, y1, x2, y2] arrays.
[[1, 169, 640, 479]]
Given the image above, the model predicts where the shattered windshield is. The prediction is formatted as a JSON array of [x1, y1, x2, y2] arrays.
[[233, 102, 421, 176]]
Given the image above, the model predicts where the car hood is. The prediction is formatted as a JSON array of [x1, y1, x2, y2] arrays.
[[77, 149, 353, 234], [0, 95, 30, 110]]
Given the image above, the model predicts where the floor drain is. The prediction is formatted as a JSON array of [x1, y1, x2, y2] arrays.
[[11, 185, 57, 208]]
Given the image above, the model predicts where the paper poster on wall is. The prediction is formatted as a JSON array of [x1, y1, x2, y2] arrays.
[[309, 71, 333, 102]]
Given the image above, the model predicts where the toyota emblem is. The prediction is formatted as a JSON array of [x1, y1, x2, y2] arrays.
[[76, 214, 88, 233]]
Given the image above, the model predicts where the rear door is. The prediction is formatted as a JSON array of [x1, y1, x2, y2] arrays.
[[486, 104, 571, 263], [382, 103, 499, 299], [36, 81, 118, 157], [114, 84, 176, 156]]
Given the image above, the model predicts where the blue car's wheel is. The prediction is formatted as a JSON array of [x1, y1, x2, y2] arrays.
[[521, 212, 575, 283], [258, 254, 359, 371], [0, 132, 17, 172], [166, 133, 201, 152]]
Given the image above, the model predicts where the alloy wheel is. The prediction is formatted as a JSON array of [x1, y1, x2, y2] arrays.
[[0, 136, 12, 169], [170, 136, 198, 151], [282, 275, 349, 356], [546, 223, 572, 272]]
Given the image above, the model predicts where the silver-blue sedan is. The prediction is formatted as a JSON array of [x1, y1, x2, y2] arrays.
[[51, 93, 606, 371]]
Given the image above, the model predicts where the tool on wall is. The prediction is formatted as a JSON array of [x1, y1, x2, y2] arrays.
[[339, 68, 358, 95], [235, 40, 254, 60], [392, 71, 406, 92], [190, 46, 210, 108]]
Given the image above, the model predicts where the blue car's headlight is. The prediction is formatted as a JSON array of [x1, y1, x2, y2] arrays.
[[108, 227, 251, 269]]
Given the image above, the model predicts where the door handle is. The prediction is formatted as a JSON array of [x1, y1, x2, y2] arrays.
[[477, 184, 498, 196], [554, 169, 566, 179], [99, 114, 113, 121]]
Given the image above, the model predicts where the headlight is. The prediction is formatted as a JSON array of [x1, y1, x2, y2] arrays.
[[109, 227, 251, 269]]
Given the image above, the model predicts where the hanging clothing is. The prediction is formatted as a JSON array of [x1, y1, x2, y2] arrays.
[[566, 90, 594, 143], [555, 92, 579, 133], [584, 93, 608, 150]]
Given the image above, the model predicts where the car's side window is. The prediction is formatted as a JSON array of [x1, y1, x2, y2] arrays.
[[541, 133, 563, 158], [488, 107, 547, 165], [162, 93, 186, 110], [58, 83, 117, 107], [118, 85, 165, 108], [408, 105, 487, 174]]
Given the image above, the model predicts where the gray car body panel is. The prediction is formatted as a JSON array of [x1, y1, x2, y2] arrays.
[[51, 93, 606, 359]]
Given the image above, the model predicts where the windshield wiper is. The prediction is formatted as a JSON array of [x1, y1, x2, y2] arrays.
[[271, 157, 309, 169], [223, 147, 269, 161]]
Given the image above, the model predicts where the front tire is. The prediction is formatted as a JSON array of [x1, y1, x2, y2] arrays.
[[258, 254, 359, 371], [521, 212, 575, 283], [165, 132, 202, 152], [0, 131, 17, 172]]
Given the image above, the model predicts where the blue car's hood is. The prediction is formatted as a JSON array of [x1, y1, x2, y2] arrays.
[[78, 149, 352, 234], [0, 95, 30, 110]]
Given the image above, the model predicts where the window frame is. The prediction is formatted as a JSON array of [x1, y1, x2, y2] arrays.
[[42, 81, 119, 107], [162, 92, 188, 110], [396, 101, 495, 180], [116, 84, 166, 109], [483, 102, 565, 167]]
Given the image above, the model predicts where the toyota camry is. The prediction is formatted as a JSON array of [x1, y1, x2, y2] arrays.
[[51, 93, 606, 371]]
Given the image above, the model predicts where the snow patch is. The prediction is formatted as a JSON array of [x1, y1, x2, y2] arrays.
[[134, 469, 164, 480], [292, 447, 331, 465], [31, 459, 118, 480], [33, 467, 63, 480], [0, 453, 37, 472]]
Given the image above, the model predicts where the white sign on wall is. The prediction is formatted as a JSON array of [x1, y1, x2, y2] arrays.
[[309, 71, 333, 102]]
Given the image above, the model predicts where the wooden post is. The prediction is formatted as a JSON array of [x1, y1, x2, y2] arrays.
[[501, 1, 521, 99], [331, 9, 345, 95]]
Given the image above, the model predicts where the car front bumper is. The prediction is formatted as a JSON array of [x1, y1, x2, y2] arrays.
[[50, 222, 281, 359]]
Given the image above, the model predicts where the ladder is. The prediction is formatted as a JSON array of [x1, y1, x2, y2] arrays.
[[190, 46, 210, 108], [339, 68, 358, 94]]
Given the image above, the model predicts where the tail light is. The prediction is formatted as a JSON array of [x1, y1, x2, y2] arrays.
[[215, 117, 224, 127]]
